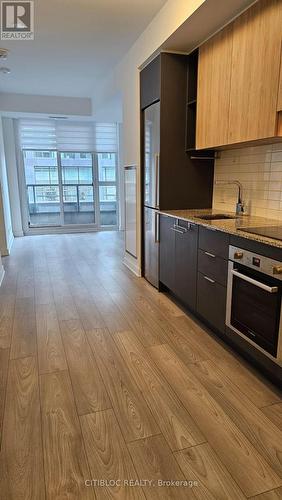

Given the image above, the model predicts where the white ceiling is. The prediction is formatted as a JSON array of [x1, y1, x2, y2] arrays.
[[0, 0, 167, 97]]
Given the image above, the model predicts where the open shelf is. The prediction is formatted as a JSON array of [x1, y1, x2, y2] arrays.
[[185, 50, 198, 151], [186, 50, 198, 104], [185, 50, 215, 160]]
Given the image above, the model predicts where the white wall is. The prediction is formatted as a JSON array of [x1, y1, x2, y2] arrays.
[[94, 0, 206, 273], [0, 93, 92, 116], [0, 115, 13, 255], [0, 251, 4, 286], [2, 118, 23, 237]]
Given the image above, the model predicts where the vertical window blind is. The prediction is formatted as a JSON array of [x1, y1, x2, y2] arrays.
[[18, 119, 118, 152]]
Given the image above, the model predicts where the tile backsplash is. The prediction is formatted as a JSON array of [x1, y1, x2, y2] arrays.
[[213, 142, 282, 220]]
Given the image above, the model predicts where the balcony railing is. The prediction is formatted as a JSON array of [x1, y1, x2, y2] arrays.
[[26, 184, 117, 226]]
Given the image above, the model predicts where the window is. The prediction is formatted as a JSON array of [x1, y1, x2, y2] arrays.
[[97, 153, 117, 226], [34, 151, 55, 159], [61, 152, 75, 160], [23, 150, 118, 228], [34, 166, 58, 185]]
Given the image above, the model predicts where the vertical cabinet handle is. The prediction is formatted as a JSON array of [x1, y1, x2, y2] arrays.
[[155, 212, 160, 243], [155, 154, 160, 209]]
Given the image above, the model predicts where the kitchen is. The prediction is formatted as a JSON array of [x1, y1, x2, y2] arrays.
[[142, 0, 282, 386], [0, 0, 282, 498]]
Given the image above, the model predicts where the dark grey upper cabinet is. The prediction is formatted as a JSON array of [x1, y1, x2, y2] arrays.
[[140, 55, 161, 110], [174, 221, 198, 311], [140, 53, 214, 211]]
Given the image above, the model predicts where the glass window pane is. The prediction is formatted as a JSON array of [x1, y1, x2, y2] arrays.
[[60, 152, 95, 224], [60, 152, 92, 165], [63, 185, 95, 224], [61, 152, 93, 185], [99, 185, 117, 226], [79, 186, 94, 212], [98, 153, 116, 182], [23, 150, 60, 226]]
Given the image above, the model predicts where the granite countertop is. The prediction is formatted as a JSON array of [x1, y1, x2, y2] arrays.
[[159, 208, 282, 249]]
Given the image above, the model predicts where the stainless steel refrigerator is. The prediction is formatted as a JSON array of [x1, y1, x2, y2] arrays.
[[143, 101, 160, 288]]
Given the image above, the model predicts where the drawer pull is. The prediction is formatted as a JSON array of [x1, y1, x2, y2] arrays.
[[204, 251, 216, 258], [203, 276, 215, 284], [170, 225, 188, 234]]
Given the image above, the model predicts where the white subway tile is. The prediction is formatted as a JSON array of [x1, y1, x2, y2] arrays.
[[213, 142, 282, 220], [271, 162, 282, 172], [272, 151, 282, 162], [272, 142, 282, 152]]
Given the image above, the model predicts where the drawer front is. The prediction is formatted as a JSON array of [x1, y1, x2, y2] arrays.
[[197, 272, 226, 333], [198, 249, 228, 286], [199, 226, 229, 259]]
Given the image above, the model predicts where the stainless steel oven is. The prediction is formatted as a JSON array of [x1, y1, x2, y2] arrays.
[[226, 245, 282, 365]]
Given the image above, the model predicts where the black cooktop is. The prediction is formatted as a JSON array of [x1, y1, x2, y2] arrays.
[[238, 226, 282, 241]]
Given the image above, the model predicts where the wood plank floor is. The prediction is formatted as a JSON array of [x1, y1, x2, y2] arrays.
[[0, 231, 281, 500]]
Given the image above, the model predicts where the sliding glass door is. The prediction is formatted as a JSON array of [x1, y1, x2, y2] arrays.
[[23, 150, 61, 226], [23, 150, 118, 229], [97, 153, 118, 226]]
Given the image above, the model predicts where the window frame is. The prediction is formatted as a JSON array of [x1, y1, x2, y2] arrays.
[[21, 148, 119, 231]]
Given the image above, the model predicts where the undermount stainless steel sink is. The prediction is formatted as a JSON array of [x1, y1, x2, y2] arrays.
[[195, 214, 237, 221]]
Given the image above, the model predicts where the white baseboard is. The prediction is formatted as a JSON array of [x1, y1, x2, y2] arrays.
[[0, 265, 4, 287], [123, 252, 141, 277], [1, 232, 14, 256], [25, 225, 117, 236]]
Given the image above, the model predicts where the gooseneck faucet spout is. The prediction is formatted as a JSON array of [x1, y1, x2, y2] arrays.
[[215, 180, 244, 215]]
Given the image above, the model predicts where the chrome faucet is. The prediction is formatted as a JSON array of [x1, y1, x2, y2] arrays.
[[215, 180, 244, 215]]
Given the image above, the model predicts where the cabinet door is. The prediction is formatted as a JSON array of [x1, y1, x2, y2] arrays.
[[196, 24, 233, 149], [159, 215, 175, 291], [175, 222, 198, 311], [197, 272, 226, 333], [228, 0, 282, 143], [140, 55, 161, 110]]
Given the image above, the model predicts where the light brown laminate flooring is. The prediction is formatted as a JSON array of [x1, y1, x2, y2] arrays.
[[0, 231, 281, 500]]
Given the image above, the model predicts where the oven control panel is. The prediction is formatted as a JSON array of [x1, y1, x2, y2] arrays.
[[229, 245, 282, 280]]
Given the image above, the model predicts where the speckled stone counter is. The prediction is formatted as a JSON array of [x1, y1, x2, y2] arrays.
[[159, 209, 282, 249]]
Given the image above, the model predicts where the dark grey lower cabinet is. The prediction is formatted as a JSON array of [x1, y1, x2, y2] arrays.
[[159, 215, 175, 292], [197, 272, 226, 333], [174, 221, 198, 310], [160, 215, 227, 330], [159, 215, 198, 311]]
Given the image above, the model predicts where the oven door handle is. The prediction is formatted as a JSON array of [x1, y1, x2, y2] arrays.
[[231, 269, 278, 293]]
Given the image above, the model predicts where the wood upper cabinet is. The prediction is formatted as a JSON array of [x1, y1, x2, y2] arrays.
[[196, 24, 233, 149], [196, 0, 282, 149], [278, 49, 282, 112], [228, 0, 282, 144]]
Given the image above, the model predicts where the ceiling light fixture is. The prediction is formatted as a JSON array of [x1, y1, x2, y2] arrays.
[[0, 48, 9, 60], [0, 67, 11, 74]]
